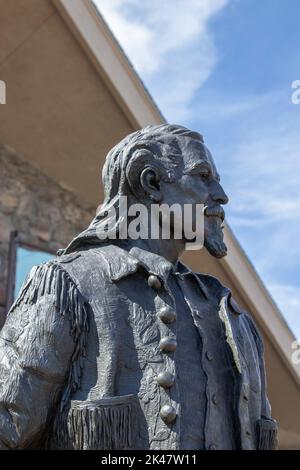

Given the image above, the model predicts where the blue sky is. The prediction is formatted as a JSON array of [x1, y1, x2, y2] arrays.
[[14, 247, 53, 298], [94, 0, 300, 337]]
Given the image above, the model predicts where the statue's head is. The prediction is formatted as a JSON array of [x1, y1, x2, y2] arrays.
[[65, 124, 229, 258]]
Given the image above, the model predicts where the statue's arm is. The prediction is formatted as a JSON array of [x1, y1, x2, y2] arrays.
[[0, 262, 83, 449], [244, 313, 278, 449]]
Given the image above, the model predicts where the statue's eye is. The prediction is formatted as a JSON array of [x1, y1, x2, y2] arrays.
[[199, 171, 210, 180]]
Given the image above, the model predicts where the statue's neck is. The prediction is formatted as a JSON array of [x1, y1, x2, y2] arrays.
[[124, 238, 185, 264]]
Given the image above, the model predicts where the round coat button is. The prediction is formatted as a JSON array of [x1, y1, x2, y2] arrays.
[[159, 337, 177, 352], [205, 350, 214, 361], [157, 306, 177, 324], [148, 275, 162, 290], [157, 371, 175, 388], [160, 405, 177, 424], [212, 394, 218, 405]]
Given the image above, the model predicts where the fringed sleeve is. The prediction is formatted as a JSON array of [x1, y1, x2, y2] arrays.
[[245, 314, 278, 450], [0, 261, 89, 449]]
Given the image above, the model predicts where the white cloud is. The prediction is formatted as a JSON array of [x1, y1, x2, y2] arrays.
[[93, 0, 229, 120], [222, 115, 300, 336], [227, 117, 300, 221], [226, 122, 300, 224], [196, 89, 285, 123]]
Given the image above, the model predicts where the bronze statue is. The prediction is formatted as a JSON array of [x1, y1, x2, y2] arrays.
[[0, 125, 277, 449]]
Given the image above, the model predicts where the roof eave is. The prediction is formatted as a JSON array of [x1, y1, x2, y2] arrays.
[[52, 0, 165, 129]]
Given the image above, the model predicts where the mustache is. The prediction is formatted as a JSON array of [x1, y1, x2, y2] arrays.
[[204, 205, 225, 222]]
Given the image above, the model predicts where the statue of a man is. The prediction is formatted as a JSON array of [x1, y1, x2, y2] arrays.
[[0, 125, 277, 450]]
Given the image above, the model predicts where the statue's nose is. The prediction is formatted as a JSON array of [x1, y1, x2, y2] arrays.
[[212, 181, 229, 205]]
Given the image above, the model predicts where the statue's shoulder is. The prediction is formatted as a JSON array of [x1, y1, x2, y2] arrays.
[[193, 270, 262, 341], [57, 244, 117, 269], [56, 243, 140, 285], [192, 270, 244, 316]]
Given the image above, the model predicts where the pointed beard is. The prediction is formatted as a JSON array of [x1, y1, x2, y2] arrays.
[[204, 217, 227, 258]]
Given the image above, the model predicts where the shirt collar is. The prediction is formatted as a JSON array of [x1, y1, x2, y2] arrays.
[[95, 244, 172, 283], [128, 246, 175, 284], [173, 260, 209, 299], [98, 243, 209, 299]]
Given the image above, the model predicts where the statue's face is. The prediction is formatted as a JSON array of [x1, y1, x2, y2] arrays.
[[160, 138, 229, 258]]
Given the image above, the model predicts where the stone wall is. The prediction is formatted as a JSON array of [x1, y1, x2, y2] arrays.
[[0, 144, 95, 326]]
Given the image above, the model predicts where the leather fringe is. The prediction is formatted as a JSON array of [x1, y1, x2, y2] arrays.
[[10, 261, 90, 449], [13, 262, 89, 406], [256, 418, 278, 450], [66, 400, 134, 450]]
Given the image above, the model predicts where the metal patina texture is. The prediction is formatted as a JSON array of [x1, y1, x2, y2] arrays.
[[0, 125, 277, 450]]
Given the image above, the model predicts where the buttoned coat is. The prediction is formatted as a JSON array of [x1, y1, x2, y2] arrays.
[[0, 243, 277, 450]]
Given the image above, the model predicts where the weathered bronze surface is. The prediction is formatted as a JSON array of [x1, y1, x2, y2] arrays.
[[0, 125, 277, 449]]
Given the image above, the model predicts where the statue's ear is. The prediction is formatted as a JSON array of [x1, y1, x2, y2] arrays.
[[125, 146, 163, 201], [140, 166, 161, 202]]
